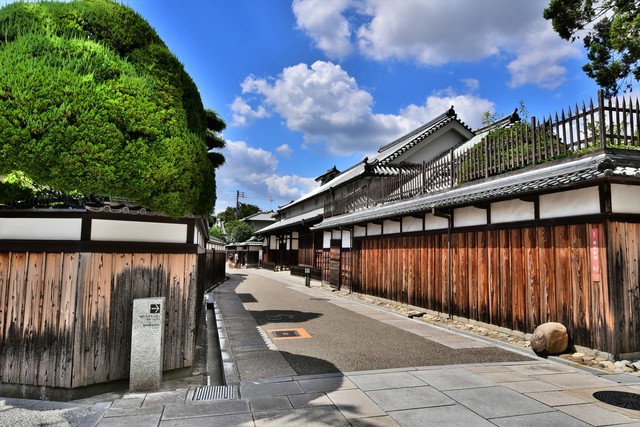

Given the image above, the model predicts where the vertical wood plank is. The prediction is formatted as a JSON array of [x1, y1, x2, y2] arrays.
[[510, 229, 525, 332], [570, 225, 589, 346], [488, 231, 500, 325], [524, 228, 539, 331], [554, 226, 572, 328], [498, 230, 512, 328], [477, 231, 489, 323]]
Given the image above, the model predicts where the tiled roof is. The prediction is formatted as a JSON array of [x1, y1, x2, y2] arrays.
[[312, 153, 640, 230], [377, 110, 473, 166], [256, 207, 324, 234], [242, 211, 276, 222], [369, 163, 422, 176], [278, 110, 474, 211]]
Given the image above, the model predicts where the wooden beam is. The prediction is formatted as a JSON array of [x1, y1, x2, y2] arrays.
[[431, 208, 452, 218]]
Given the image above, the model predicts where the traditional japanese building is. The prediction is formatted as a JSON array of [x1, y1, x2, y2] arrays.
[[259, 92, 640, 358]]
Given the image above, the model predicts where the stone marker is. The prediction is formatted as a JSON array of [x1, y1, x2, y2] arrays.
[[130, 297, 165, 391], [530, 322, 569, 355]]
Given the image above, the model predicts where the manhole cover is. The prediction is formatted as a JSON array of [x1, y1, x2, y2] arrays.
[[192, 385, 236, 401], [272, 330, 300, 338], [593, 391, 640, 410], [268, 328, 312, 340]]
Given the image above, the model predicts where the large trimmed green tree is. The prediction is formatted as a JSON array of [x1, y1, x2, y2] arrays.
[[0, 0, 225, 217]]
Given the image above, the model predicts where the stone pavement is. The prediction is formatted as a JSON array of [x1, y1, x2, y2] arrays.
[[3, 268, 640, 426]]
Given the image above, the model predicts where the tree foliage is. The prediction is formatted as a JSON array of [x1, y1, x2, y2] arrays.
[[225, 220, 254, 243], [0, 0, 225, 217], [208, 225, 224, 240], [544, 0, 640, 96], [216, 203, 261, 223]]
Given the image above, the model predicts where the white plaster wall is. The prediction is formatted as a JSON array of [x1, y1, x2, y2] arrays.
[[402, 216, 423, 232], [0, 218, 82, 240], [367, 223, 382, 236], [491, 199, 535, 224], [342, 230, 352, 248], [383, 219, 401, 235], [611, 184, 640, 214], [354, 225, 366, 237], [397, 130, 459, 164], [539, 187, 600, 219], [332, 230, 341, 240], [91, 219, 187, 243], [323, 231, 331, 248], [270, 235, 277, 250], [291, 238, 298, 250], [425, 213, 449, 230], [454, 206, 487, 227]]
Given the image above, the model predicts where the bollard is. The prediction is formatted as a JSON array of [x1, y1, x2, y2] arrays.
[[305, 267, 311, 287]]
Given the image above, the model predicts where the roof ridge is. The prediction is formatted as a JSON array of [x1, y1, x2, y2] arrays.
[[378, 110, 452, 154]]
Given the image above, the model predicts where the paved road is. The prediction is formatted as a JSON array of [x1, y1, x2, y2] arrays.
[[218, 269, 532, 382]]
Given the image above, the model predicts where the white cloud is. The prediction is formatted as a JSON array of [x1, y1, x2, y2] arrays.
[[276, 144, 293, 157], [230, 96, 269, 126], [214, 140, 318, 211], [237, 61, 494, 156], [240, 61, 399, 155], [506, 23, 583, 89], [401, 91, 495, 130], [292, 0, 582, 90], [292, 0, 353, 59], [462, 78, 480, 93], [264, 175, 317, 202]]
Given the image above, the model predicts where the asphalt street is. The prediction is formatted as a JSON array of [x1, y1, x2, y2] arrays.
[[222, 270, 532, 381]]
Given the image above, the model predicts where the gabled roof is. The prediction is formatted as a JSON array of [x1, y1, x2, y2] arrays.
[[375, 108, 472, 166], [242, 211, 276, 222], [315, 166, 341, 184], [278, 109, 474, 211], [255, 207, 324, 234]]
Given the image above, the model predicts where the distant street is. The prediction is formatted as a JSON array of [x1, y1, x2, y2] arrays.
[[215, 269, 532, 381]]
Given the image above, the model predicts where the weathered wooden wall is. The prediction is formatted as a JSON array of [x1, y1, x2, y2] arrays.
[[607, 221, 640, 356], [349, 222, 637, 355], [205, 250, 227, 287], [0, 251, 200, 388]]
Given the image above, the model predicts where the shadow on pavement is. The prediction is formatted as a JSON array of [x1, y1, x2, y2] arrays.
[[250, 309, 323, 326]]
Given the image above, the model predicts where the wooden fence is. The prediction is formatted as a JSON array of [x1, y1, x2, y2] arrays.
[[204, 250, 227, 289], [0, 251, 201, 388], [350, 221, 640, 356], [326, 91, 640, 217]]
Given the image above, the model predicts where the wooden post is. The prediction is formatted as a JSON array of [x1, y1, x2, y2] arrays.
[[484, 135, 489, 178], [449, 148, 454, 188], [531, 117, 537, 165], [598, 90, 606, 149]]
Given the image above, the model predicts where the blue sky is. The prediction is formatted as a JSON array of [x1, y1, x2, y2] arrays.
[[2, 0, 606, 213]]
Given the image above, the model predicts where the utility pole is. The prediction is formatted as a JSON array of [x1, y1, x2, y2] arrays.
[[235, 190, 245, 219]]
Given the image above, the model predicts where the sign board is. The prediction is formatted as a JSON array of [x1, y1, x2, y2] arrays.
[[130, 297, 165, 391], [590, 226, 601, 282]]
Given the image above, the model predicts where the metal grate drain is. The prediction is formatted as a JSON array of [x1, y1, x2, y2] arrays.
[[192, 385, 236, 401], [593, 391, 640, 410]]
